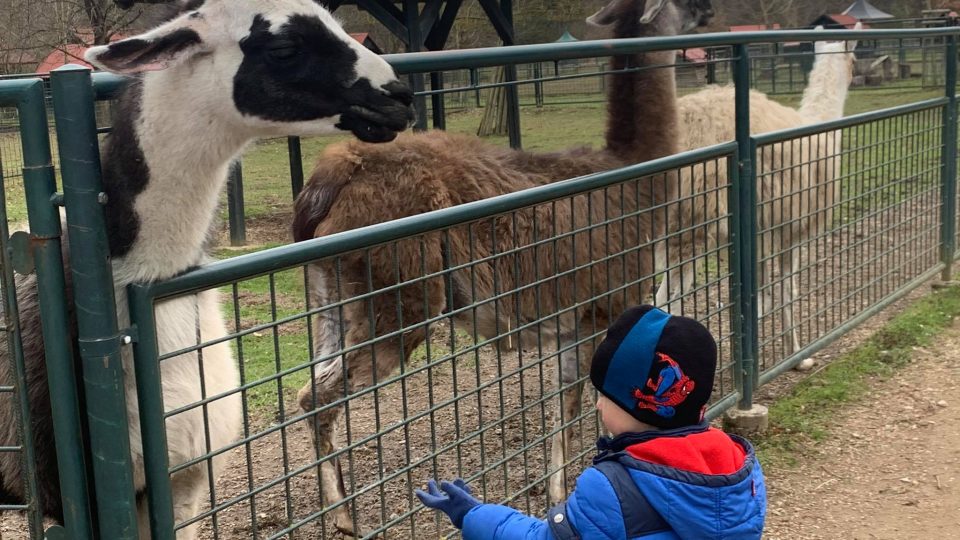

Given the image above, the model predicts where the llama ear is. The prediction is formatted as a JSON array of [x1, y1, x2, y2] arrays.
[[848, 22, 862, 51], [586, 0, 631, 27], [639, 0, 669, 24], [85, 14, 208, 74]]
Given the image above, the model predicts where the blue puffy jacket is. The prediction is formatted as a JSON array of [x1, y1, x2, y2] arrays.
[[461, 423, 766, 540]]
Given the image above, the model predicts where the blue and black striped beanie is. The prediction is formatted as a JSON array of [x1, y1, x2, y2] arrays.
[[589, 305, 717, 428]]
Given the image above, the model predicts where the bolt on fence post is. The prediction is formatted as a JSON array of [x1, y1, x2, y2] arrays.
[[18, 78, 96, 540], [940, 33, 958, 280], [732, 44, 759, 410], [50, 65, 140, 539]]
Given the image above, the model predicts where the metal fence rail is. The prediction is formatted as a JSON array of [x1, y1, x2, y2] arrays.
[[0, 26, 959, 540], [125, 144, 739, 538]]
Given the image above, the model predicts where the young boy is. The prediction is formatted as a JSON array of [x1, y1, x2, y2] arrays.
[[416, 305, 766, 539]]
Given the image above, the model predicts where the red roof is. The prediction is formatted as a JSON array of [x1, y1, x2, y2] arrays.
[[730, 23, 782, 32], [826, 14, 870, 29], [36, 45, 95, 74], [681, 48, 708, 62]]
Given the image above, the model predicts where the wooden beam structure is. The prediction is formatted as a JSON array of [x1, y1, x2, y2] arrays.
[[323, 0, 521, 145]]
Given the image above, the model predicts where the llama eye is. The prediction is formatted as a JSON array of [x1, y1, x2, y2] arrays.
[[266, 41, 298, 61]]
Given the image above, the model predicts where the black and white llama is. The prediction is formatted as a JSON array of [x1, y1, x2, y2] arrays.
[[0, 0, 413, 537]]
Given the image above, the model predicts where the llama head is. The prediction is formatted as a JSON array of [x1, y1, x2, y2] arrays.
[[586, 0, 714, 35], [87, 0, 414, 143], [812, 22, 861, 85]]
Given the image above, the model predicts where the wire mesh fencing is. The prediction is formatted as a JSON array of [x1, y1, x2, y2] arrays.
[[126, 146, 739, 539], [754, 103, 945, 376]]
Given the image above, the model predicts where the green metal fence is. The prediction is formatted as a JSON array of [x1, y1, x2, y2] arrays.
[[1, 27, 960, 539]]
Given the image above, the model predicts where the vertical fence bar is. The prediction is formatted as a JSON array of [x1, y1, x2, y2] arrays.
[[18, 78, 96, 540], [500, 0, 522, 149], [732, 44, 758, 410], [0, 113, 43, 540], [470, 68, 481, 107], [50, 65, 139, 540], [227, 160, 246, 247], [940, 35, 958, 279], [430, 72, 447, 129], [504, 63, 522, 149], [288, 137, 304, 199], [127, 285, 176, 540]]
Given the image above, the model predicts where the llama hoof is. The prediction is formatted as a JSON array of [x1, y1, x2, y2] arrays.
[[794, 358, 815, 372], [334, 513, 361, 538]]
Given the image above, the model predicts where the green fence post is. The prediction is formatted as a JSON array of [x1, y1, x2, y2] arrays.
[[18, 78, 96, 540], [227, 160, 246, 246], [50, 65, 140, 540], [941, 34, 958, 279], [288, 137, 304, 199], [127, 284, 176, 540], [430, 71, 447, 129], [732, 44, 759, 410], [0, 81, 45, 539]]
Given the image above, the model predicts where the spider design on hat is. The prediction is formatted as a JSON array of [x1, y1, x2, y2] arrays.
[[633, 352, 695, 418]]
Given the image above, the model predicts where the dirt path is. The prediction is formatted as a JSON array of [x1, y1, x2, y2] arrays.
[[763, 322, 960, 539]]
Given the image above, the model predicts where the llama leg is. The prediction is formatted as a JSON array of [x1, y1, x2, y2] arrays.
[[547, 331, 594, 504], [166, 464, 206, 540], [299, 358, 356, 536], [783, 249, 812, 371]]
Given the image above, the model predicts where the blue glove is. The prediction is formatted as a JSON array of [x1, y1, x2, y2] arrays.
[[415, 478, 481, 529]]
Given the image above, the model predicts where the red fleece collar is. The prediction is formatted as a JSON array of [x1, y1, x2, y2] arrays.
[[625, 427, 747, 475]]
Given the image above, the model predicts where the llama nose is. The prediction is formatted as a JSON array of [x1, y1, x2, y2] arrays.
[[382, 81, 414, 107]]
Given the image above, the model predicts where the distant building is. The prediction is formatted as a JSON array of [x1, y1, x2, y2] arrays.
[[729, 24, 781, 32], [809, 13, 870, 30], [842, 0, 894, 21]]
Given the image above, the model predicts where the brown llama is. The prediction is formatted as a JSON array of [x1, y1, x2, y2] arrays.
[[292, 0, 714, 532]]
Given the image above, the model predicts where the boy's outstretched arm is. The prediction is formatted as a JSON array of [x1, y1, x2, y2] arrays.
[[417, 468, 626, 540]]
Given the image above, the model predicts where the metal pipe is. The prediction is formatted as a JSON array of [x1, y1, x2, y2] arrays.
[[127, 285, 176, 540], [227, 161, 246, 247], [50, 64, 139, 540], [288, 137, 304, 199], [732, 44, 758, 411], [17, 78, 96, 540], [940, 35, 958, 279]]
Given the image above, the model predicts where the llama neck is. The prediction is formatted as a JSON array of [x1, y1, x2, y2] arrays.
[[604, 16, 680, 163], [799, 55, 850, 123], [102, 74, 251, 285]]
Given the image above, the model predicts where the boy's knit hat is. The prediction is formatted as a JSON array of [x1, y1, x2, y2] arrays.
[[590, 305, 716, 428]]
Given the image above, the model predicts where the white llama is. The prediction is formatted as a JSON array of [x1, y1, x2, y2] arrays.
[[0, 1, 413, 538], [655, 25, 861, 371]]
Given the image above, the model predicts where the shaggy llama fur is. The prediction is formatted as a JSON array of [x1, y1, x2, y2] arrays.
[[292, 0, 715, 526]]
